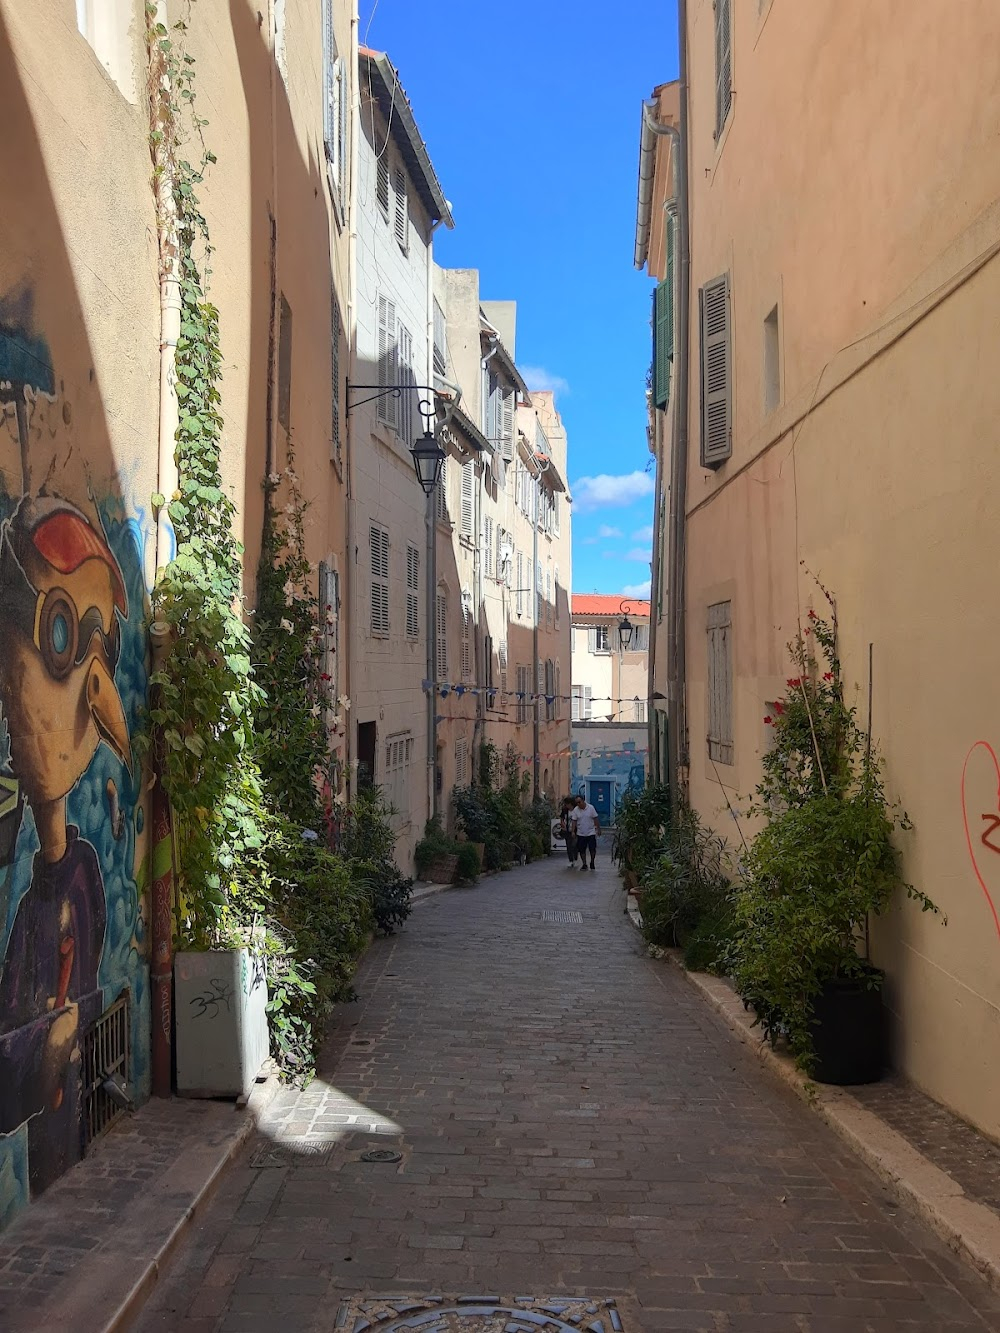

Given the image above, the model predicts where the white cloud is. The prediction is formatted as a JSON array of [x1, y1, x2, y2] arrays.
[[598, 524, 624, 539], [572, 471, 655, 513], [625, 548, 651, 563], [632, 525, 654, 543], [521, 365, 570, 398], [622, 580, 651, 599], [581, 536, 598, 545]]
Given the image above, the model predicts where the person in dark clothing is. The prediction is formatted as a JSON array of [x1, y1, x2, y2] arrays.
[[559, 796, 578, 866]]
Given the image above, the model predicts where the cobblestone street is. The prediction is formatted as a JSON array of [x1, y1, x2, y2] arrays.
[[136, 852, 1000, 1333]]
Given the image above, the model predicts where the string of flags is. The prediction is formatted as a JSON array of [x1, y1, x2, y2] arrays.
[[422, 679, 656, 707]]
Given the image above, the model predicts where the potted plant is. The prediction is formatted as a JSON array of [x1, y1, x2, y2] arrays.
[[726, 594, 939, 1083]]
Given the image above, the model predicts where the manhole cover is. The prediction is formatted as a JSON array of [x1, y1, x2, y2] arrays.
[[359, 1148, 402, 1163], [250, 1143, 334, 1168], [541, 910, 583, 924], [336, 1296, 624, 1332]]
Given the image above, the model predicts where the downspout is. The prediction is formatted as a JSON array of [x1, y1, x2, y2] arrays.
[[344, 0, 360, 801], [425, 220, 446, 822], [148, 0, 181, 1099], [478, 341, 499, 791]]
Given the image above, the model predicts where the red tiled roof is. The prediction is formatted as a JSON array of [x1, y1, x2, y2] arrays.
[[572, 595, 650, 618]]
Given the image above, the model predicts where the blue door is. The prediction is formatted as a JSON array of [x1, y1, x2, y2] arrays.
[[588, 780, 613, 824]]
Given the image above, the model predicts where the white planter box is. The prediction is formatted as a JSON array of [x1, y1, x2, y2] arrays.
[[174, 949, 269, 1098]]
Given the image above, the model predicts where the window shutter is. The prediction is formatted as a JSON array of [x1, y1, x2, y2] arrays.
[[588, 626, 597, 653], [436, 592, 447, 676], [322, 2, 335, 163], [483, 515, 493, 573], [584, 686, 593, 720], [502, 390, 514, 460], [330, 287, 342, 464], [377, 295, 398, 428], [398, 322, 413, 445], [653, 219, 674, 410], [461, 460, 475, 536], [393, 168, 409, 249], [376, 153, 390, 216], [406, 543, 419, 638], [370, 525, 389, 636], [700, 273, 732, 467], [436, 455, 448, 522], [461, 596, 472, 679], [336, 57, 348, 213], [516, 552, 524, 616], [715, 0, 733, 139], [707, 600, 733, 764]]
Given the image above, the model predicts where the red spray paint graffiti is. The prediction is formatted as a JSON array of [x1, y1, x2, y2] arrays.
[[960, 740, 1000, 943]]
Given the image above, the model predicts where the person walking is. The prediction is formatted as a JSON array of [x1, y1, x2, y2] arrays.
[[559, 796, 578, 867], [570, 794, 601, 870]]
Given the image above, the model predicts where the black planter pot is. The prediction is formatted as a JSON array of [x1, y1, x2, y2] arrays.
[[811, 968, 887, 1086]]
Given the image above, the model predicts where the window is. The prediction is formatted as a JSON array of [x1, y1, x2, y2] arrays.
[[545, 571, 552, 628], [455, 736, 469, 787], [543, 659, 555, 722], [715, 0, 733, 140], [393, 167, 409, 251], [484, 634, 494, 694], [516, 665, 530, 725], [369, 524, 389, 636], [495, 525, 505, 583], [707, 600, 733, 764], [277, 295, 293, 433], [322, 2, 347, 215], [536, 561, 543, 624], [653, 213, 675, 409], [515, 552, 524, 618], [433, 299, 447, 376], [634, 697, 647, 724], [76, 0, 134, 99], [461, 460, 475, 538], [406, 543, 419, 639], [554, 663, 561, 720], [461, 592, 472, 679], [398, 322, 414, 446], [554, 567, 561, 625], [384, 732, 414, 821], [630, 624, 650, 653], [377, 294, 398, 428], [764, 304, 780, 415], [572, 685, 583, 722], [376, 153, 390, 218], [589, 625, 610, 654], [330, 288, 342, 467], [436, 591, 447, 676], [483, 515, 494, 577], [700, 273, 732, 467]]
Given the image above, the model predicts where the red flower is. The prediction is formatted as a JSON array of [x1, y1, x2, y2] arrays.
[[763, 715, 773, 725], [320, 673, 332, 682], [787, 678, 801, 688], [803, 628, 811, 635], [807, 610, 817, 620], [823, 672, 833, 682], [773, 701, 785, 715]]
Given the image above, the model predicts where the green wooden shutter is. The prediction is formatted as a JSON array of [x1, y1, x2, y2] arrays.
[[653, 215, 675, 409]]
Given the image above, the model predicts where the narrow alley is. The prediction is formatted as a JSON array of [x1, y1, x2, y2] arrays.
[[136, 857, 1000, 1333]]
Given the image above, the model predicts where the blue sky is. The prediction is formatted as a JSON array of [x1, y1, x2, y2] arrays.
[[361, 0, 679, 599]]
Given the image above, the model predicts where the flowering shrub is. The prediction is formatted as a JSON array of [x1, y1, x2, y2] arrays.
[[727, 585, 939, 1073]]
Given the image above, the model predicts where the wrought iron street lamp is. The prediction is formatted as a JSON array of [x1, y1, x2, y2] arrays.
[[410, 429, 446, 496], [618, 600, 635, 652]]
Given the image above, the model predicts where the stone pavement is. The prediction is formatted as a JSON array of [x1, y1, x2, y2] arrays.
[[130, 847, 1000, 1333]]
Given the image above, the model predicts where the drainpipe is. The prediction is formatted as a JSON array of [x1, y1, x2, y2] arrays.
[[425, 222, 446, 823], [531, 453, 551, 801], [344, 0, 360, 802], [149, 0, 181, 1098]]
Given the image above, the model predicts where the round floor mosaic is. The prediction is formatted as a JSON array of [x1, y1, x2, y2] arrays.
[[335, 1296, 624, 1333]]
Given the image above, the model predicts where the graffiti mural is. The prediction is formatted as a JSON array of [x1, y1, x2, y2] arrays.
[[961, 740, 1000, 944], [570, 724, 646, 822], [0, 295, 149, 1226]]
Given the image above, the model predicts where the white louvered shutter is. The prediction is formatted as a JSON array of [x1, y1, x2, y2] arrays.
[[377, 295, 398, 428], [398, 323, 413, 446], [330, 287, 341, 465], [406, 543, 419, 639], [370, 525, 389, 635], [376, 153, 390, 216], [461, 460, 475, 537], [436, 593, 447, 676], [436, 455, 448, 522], [461, 596, 472, 679], [715, 0, 733, 139], [516, 552, 524, 617], [336, 58, 348, 214], [483, 515, 493, 575], [393, 168, 409, 250], [502, 390, 514, 460], [584, 686, 593, 720], [700, 274, 731, 467]]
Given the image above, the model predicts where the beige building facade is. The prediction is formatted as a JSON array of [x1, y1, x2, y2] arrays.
[[0, 0, 355, 1223], [639, 1, 1000, 1137], [570, 596, 650, 727]]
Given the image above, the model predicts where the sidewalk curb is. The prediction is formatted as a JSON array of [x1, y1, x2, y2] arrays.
[[100, 1073, 281, 1333], [628, 902, 1000, 1295]]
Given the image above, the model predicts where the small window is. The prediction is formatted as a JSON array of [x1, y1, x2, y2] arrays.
[[377, 294, 398, 428], [370, 524, 389, 637], [589, 625, 610, 654], [714, 0, 733, 140], [455, 737, 469, 787], [277, 295, 293, 433], [763, 304, 780, 415], [516, 665, 530, 725], [707, 600, 733, 765], [406, 543, 419, 639]]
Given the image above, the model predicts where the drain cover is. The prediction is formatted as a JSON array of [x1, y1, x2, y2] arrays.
[[336, 1296, 624, 1331], [250, 1142, 334, 1168], [541, 910, 583, 924], [360, 1148, 402, 1163]]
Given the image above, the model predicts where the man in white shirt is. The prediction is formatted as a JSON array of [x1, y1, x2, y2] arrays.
[[570, 794, 601, 870]]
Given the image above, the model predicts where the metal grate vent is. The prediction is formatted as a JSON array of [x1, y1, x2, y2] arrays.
[[541, 910, 584, 924], [82, 994, 130, 1145]]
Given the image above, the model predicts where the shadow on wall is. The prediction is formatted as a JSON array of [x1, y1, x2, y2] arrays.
[[0, 14, 150, 1229]]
